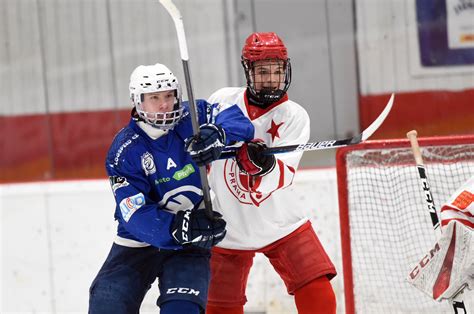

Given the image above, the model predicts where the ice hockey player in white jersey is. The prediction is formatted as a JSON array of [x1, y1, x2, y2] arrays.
[[408, 175, 474, 303], [205, 32, 337, 314]]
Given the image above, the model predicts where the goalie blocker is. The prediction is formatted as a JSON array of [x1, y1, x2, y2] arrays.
[[407, 220, 474, 302]]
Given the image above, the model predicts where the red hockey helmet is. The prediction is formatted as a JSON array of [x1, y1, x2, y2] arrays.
[[242, 32, 288, 61], [241, 32, 291, 106]]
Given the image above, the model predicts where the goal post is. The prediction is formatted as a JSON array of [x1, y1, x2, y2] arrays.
[[336, 135, 474, 314]]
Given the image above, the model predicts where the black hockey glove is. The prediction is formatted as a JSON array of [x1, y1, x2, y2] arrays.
[[184, 123, 226, 166], [171, 209, 227, 249], [236, 139, 276, 176]]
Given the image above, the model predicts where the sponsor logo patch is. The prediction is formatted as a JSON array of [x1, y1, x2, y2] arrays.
[[114, 134, 139, 166], [173, 164, 195, 181], [141, 152, 156, 175], [452, 190, 473, 210], [119, 193, 145, 222], [155, 177, 171, 185], [109, 176, 129, 194]]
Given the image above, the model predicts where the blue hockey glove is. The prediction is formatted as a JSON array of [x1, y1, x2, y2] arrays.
[[171, 209, 227, 249], [184, 124, 226, 166]]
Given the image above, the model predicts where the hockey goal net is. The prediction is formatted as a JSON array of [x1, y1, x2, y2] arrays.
[[336, 134, 474, 314]]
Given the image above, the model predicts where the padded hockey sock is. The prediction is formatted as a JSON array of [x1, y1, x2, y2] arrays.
[[160, 300, 200, 314], [206, 304, 244, 314], [294, 276, 336, 314]]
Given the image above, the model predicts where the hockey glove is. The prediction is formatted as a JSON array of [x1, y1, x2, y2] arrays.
[[185, 124, 226, 166], [236, 139, 276, 176], [407, 221, 474, 301], [171, 209, 227, 249]]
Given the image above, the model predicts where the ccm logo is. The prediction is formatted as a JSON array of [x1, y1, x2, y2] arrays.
[[409, 242, 440, 280], [420, 178, 436, 212], [166, 287, 200, 296], [182, 210, 191, 241]]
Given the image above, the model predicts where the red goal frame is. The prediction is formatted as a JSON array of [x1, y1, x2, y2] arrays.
[[336, 134, 474, 314]]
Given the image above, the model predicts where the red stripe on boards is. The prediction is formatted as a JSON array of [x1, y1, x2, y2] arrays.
[[359, 89, 474, 139], [0, 109, 130, 182]]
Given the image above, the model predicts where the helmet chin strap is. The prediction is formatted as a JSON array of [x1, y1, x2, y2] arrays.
[[131, 107, 141, 120], [246, 89, 285, 109]]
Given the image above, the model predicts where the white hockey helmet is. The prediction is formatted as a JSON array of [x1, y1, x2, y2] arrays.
[[129, 63, 183, 129]]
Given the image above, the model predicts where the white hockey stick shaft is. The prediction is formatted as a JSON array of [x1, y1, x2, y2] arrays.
[[407, 130, 468, 314], [159, 0, 215, 219]]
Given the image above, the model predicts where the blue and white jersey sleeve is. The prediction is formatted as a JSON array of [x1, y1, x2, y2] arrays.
[[195, 99, 254, 144]]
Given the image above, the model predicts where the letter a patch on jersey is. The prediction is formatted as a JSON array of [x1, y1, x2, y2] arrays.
[[167, 157, 177, 170]]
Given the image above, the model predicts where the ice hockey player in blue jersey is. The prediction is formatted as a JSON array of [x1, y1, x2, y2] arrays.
[[88, 63, 254, 314]]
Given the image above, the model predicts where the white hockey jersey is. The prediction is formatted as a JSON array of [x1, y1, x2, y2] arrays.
[[440, 175, 474, 230], [208, 87, 311, 250]]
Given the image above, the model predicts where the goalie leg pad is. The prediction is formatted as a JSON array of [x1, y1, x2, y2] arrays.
[[407, 221, 474, 301]]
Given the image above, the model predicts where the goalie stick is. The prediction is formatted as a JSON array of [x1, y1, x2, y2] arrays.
[[219, 93, 395, 159], [159, 0, 216, 219], [407, 130, 469, 314]]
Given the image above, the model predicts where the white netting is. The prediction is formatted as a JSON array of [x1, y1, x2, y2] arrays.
[[341, 141, 474, 313]]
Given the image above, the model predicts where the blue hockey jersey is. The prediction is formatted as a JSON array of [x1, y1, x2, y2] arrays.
[[106, 100, 254, 249]]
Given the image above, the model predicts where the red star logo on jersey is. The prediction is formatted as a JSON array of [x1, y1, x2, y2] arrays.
[[266, 119, 284, 142]]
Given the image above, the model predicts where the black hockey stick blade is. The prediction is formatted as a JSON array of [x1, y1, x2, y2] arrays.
[[220, 93, 394, 159]]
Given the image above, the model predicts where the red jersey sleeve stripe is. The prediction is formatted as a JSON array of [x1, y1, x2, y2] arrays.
[[441, 218, 474, 229], [277, 159, 286, 189], [441, 206, 474, 217]]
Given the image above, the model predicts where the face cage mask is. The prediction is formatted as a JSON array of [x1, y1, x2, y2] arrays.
[[136, 98, 184, 130], [243, 59, 292, 105]]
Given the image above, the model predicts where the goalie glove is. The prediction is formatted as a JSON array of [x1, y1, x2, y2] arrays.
[[236, 139, 276, 176], [407, 221, 474, 301], [171, 208, 227, 250]]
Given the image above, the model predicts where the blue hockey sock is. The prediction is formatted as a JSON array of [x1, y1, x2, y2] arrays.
[[160, 300, 200, 314]]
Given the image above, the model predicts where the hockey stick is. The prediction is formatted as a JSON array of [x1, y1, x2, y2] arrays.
[[407, 130, 468, 314], [159, 0, 215, 219], [219, 93, 395, 159]]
